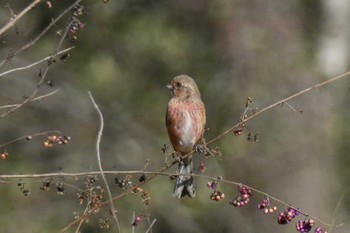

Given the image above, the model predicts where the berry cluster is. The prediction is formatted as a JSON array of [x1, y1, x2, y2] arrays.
[[210, 190, 225, 201], [257, 197, 277, 214], [207, 180, 218, 189], [42, 134, 71, 148], [115, 175, 133, 190], [17, 180, 30, 197], [277, 207, 301, 224], [314, 227, 327, 233], [233, 124, 244, 136], [40, 179, 51, 191], [207, 177, 225, 201], [70, 17, 85, 34], [56, 176, 65, 195], [296, 219, 315, 232], [132, 187, 151, 205], [98, 218, 110, 229], [229, 185, 252, 207]]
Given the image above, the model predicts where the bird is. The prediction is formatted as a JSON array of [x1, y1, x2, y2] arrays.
[[166, 74, 206, 198]]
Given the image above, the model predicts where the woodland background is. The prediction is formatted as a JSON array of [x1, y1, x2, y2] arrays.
[[0, 0, 349, 232]]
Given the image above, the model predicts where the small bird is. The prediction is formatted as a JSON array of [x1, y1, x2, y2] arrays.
[[166, 74, 206, 198]]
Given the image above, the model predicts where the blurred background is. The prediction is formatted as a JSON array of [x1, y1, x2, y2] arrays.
[[0, 0, 349, 232]]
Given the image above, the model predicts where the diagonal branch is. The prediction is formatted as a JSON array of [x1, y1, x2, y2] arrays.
[[0, 14, 76, 119], [0, 0, 82, 68], [0, 89, 60, 110], [0, 47, 74, 78], [0, 0, 41, 36], [88, 91, 120, 233], [0, 130, 61, 148]]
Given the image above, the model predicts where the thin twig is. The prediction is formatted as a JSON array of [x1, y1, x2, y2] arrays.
[[0, 0, 41, 36], [0, 89, 60, 109], [0, 65, 47, 118], [74, 218, 85, 233], [132, 211, 135, 233], [0, 47, 74, 78], [329, 189, 347, 233], [0, 130, 61, 148], [0, 15, 75, 119], [144, 205, 153, 233], [88, 91, 120, 233], [145, 219, 157, 233], [0, 0, 82, 68], [205, 70, 350, 146]]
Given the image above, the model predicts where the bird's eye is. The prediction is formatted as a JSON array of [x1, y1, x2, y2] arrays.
[[175, 82, 182, 88]]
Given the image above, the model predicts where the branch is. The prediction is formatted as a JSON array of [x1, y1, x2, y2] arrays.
[[205, 70, 350, 146], [0, 170, 343, 229], [0, 89, 60, 110], [88, 91, 120, 233], [0, 0, 82, 68], [0, 0, 41, 36], [0, 47, 74, 78], [61, 70, 350, 231], [0, 15, 76, 119], [0, 130, 61, 148]]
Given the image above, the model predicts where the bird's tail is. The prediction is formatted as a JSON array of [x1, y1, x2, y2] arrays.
[[173, 158, 195, 198]]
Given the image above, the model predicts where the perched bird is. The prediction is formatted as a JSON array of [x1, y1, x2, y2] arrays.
[[166, 75, 206, 198]]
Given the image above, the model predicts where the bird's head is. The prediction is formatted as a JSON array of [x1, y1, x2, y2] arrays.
[[167, 74, 201, 99]]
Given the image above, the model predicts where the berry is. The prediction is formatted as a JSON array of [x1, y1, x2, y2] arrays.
[[277, 207, 301, 224], [210, 190, 225, 201], [314, 227, 327, 233], [257, 197, 277, 214], [43, 140, 53, 148], [198, 162, 206, 172], [0, 152, 9, 159], [296, 219, 315, 232]]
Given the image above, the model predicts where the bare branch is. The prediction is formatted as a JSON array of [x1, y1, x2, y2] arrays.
[[145, 219, 157, 233], [205, 70, 350, 148], [0, 0, 41, 36], [0, 169, 343, 229], [0, 0, 82, 68], [88, 91, 120, 233], [0, 47, 74, 78], [0, 89, 60, 110], [0, 130, 61, 148], [0, 15, 76, 119]]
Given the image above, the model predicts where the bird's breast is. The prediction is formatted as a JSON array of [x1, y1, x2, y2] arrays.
[[166, 98, 205, 154]]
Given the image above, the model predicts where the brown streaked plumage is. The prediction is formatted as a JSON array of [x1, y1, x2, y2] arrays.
[[166, 74, 206, 198]]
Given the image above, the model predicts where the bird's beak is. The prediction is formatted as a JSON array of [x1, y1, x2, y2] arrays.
[[166, 83, 173, 90]]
